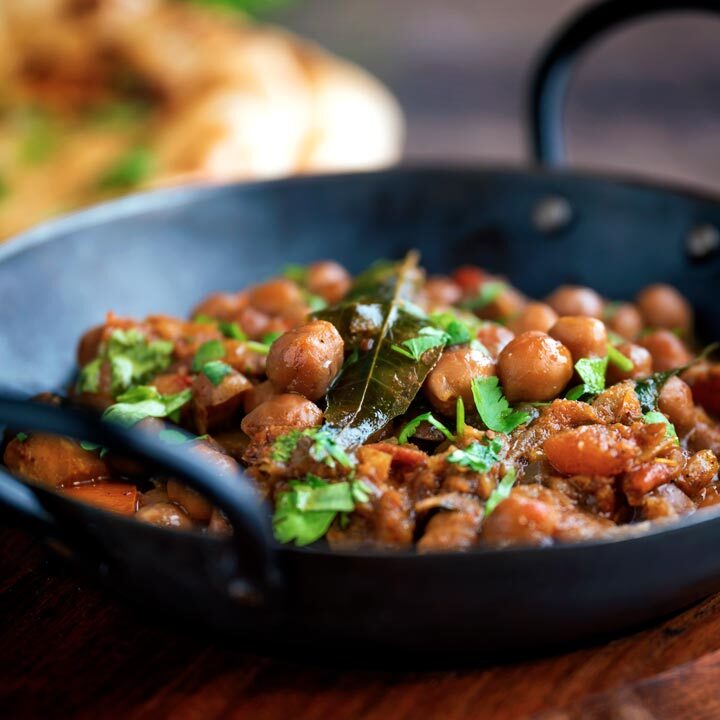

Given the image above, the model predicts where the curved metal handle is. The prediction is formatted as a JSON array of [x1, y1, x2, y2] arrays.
[[529, 0, 720, 167], [0, 395, 279, 601]]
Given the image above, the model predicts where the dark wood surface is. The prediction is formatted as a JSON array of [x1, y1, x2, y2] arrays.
[[3, 527, 720, 719]]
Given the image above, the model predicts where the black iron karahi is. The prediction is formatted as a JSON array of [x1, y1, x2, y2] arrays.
[[1, 0, 720, 658]]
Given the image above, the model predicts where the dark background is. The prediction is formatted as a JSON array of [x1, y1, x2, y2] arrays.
[[274, 0, 720, 191]]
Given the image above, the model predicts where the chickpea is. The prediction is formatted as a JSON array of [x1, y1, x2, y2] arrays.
[[208, 508, 232, 536], [306, 261, 351, 304], [266, 320, 344, 400], [166, 480, 213, 522], [639, 330, 692, 372], [606, 302, 643, 340], [191, 291, 246, 322], [238, 305, 273, 339], [241, 394, 323, 437], [476, 323, 515, 359], [497, 331, 573, 402], [248, 278, 304, 316], [480, 284, 526, 321], [192, 371, 250, 434], [423, 276, 463, 308], [510, 302, 559, 335], [606, 342, 652, 383], [135, 502, 193, 530], [424, 346, 496, 415], [636, 284, 692, 334], [549, 316, 607, 362], [546, 285, 604, 318], [658, 376, 696, 436]]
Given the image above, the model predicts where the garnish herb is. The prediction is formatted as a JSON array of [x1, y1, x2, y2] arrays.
[[634, 343, 719, 412], [192, 339, 225, 371], [471, 376, 530, 433], [607, 344, 633, 372], [456, 396, 466, 436], [565, 356, 608, 401], [16, 432, 28, 443], [484, 467, 517, 517], [447, 438, 503, 473], [273, 475, 373, 546], [202, 360, 233, 386], [461, 282, 506, 311], [79, 440, 109, 457], [398, 412, 454, 444], [19, 107, 57, 165], [643, 411, 679, 443], [391, 326, 449, 361], [428, 311, 478, 345], [270, 427, 354, 469], [98, 146, 155, 190], [282, 264, 307, 284], [192, 315, 247, 341], [76, 328, 173, 395], [244, 333, 281, 355], [102, 385, 192, 427]]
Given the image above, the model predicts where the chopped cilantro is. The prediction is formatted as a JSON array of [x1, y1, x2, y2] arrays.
[[643, 411, 679, 443], [306, 294, 327, 312], [97, 146, 155, 190], [76, 329, 173, 396], [79, 440, 108, 458], [398, 411, 454, 444], [15, 432, 28, 443], [19, 108, 57, 165], [566, 356, 608, 400], [485, 467, 517, 517], [456, 396, 466, 436], [429, 311, 478, 345], [462, 281, 506, 311], [471, 377, 530, 433], [634, 343, 719, 412], [221, 322, 247, 340], [273, 475, 372, 546], [192, 314, 216, 325], [271, 429, 302, 462], [447, 438, 503, 473], [201, 360, 233, 386], [607, 344, 633, 373], [102, 385, 192, 427], [262, 331, 283, 345], [158, 428, 199, 445], [270, 427, 354, 469], [391, 326, 449, 361], [283, 264, 307, 284], [192, 339, 225, 371]]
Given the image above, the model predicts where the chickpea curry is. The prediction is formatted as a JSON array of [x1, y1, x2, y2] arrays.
[[4, 253, 720, 551]]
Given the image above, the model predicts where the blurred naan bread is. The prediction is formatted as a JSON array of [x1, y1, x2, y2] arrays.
[[0, 0, 403, 238]]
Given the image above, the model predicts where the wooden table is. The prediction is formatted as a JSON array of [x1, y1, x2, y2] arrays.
[[2, 528, 720, 719]]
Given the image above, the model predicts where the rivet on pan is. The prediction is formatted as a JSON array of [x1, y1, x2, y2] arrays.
[[686, 224, 720, 260], [532, 195, 573, 234], [227, 578, 264, 606]]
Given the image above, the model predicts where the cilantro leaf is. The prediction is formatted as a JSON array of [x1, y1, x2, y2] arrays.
[[202, 360, 233, 386], [220, 321, 247, 340], [391, 326, 449, 361], [270, 427, 354, 468], [456, 396, 466, 436], [447, 438, 503, 473], [305, 427, 353, 469], [15, 432, 28, 443], [283, 264, 307, 284], [272, 476, 369, 546], [566, 356, 608, 400], [462, 281, 506, 311], [428, 310, 479, 345], [643, 411, 679, 442], [102, 385, 192, 427], [397, 412, 454, 444], [607, 344, 633, 372], [271, 430, 302, 463], [485, 467, 517, 517], [158, 428, 205, 445], [471, 377, 530, 433], [192, 339, 225, 371], [634, 343, 719, 412], [76, 329, 173, 396], [79, 440, 108, 458]]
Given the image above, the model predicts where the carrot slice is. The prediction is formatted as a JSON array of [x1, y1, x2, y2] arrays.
[[62, 483, 138, 516]]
